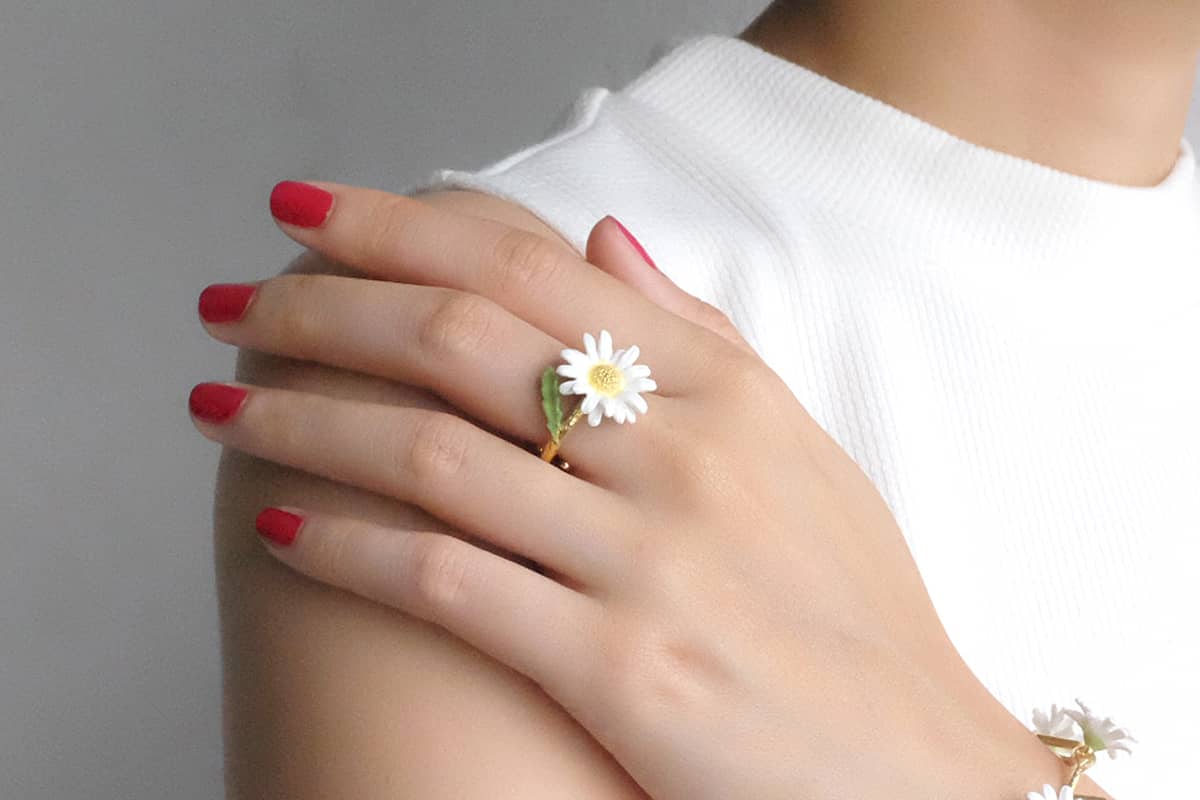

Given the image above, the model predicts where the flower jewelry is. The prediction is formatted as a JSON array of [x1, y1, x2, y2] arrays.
[[1027, 784, 1074, 800], [538, 329, 655, 464], [1062, 698, 1137, 759], [1026, 699, 1136, 800], [1033, 703, 1080, 739]]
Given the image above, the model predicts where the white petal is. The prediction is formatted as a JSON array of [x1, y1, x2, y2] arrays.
[[557, 364, 583, 378], [625, 409, 637, 423], [599, 329, 613, 360], [626, 364, 651, 378], [628, 393, 648, 414], [562, 348, 592, 368], [583, 332, 598, 361], [616, 344, 639, 369], [588, 405, 604, 426], [581, 393, 600, 413], [630, 377, 657, 392], [558, 380, 578, 394], [612, 404, 626, 424], [601, 396, 616, 417]]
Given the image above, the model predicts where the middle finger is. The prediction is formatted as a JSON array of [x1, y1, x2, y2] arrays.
[[268, 181, 723, 393]]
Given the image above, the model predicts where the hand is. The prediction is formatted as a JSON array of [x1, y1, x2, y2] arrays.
[[190, 181, 1086, 800]]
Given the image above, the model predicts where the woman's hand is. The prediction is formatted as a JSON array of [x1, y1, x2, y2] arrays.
[[189, 181, 1084, 800]]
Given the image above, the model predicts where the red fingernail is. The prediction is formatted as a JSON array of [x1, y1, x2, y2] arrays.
[[270, 180, 334, 228], [189, 382, 248, 423], [609, 216, 658, 271], [198, 283, 257, 323], [255, 507, 303, 547]]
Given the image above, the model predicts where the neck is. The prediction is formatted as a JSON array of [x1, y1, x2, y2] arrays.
[[741, 1, 1200, 186]]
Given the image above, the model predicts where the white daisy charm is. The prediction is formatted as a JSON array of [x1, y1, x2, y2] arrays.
[[556, 329, 656, 427], [1032, 703, 1079, 739], [1026, 783, 1074, 800], [1062, 698, 1137, 759]]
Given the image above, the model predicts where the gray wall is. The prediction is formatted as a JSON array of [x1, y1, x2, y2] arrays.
[[4, 1, 1200, 797], [0, 1, 763, 798]]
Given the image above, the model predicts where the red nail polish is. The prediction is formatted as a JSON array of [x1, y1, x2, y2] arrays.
[[198, 283, 257, 323], [189, 382, 248, 423], [255, 507, 303, 547], [269, 180, 334, 228], [610, 216, 659, 271]]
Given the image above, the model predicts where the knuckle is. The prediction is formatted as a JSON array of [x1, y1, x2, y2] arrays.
[[270, 273, 326, 348], [627, 536, 696, 602], [642, 416, 737, 506], [408, 535, 472, 615], [361, 194, 415, 261], [402, 412, 470, 486], [713, 350, 764, 404], [252, 392, 314, 457], [417, 291, 497, 362], [695, 298, 732, 330], [490, 228, 567, 296], [699, 301, 743, 343], [307, 518, 364, 590], [594, 620, 727, 725]]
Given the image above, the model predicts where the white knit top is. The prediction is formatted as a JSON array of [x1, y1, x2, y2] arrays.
[[414, 35, 1200, 796]]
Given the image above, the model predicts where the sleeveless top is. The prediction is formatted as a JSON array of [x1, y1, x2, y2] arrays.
[[410, 35, 1200, 796]]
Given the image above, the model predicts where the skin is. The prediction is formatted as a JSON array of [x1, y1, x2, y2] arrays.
[[206, 189, 1116, 799], [744, 1, 1200, 186], [204, 2, 1194, 795]]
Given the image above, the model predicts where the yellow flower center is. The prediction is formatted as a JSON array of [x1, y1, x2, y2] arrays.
[[587, 362, 625, 397]]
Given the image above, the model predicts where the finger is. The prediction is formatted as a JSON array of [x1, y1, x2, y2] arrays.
[[254, 506, 603, 703], [188, 381, 625, 583], [197, 274, 667, 481], [267, 180, 728, 394], [585, 216, 753, 353]]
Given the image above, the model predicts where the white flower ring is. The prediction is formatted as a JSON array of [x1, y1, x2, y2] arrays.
[[557, 329, 656, 426], [537, 329, 656, 465]]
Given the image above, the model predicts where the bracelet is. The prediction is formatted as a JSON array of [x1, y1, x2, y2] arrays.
[[1024, 698, 1137, 800]]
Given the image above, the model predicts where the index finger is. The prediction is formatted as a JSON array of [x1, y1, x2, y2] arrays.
[[267, 179, 726, 394]]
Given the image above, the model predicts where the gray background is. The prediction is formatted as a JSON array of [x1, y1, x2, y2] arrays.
[[0, 1, 764, 797], [3, 1, 1199, 797]]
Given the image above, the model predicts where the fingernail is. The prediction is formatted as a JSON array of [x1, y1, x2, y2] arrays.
[[198, 283, 257, 323], [270, 180, 334, 228], [609, 216, 658, 271], [255, 507, 303, 547], [189, 382, 248, 423]]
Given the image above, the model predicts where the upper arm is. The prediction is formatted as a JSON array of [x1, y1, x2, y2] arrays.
[[213, 190, 646, 798]]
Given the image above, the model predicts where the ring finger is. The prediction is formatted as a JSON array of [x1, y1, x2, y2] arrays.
[[187, 380, 628, 583], [199, 273, 664, 480]]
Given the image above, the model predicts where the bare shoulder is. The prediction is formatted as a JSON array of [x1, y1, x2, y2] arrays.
[[213, 189, 642, 798]]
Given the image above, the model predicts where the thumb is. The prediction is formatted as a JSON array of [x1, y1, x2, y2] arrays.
[[585, 216, 752, 352]]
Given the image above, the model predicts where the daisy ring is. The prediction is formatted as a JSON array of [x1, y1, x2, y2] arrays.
[[538, 329, 656, 465]]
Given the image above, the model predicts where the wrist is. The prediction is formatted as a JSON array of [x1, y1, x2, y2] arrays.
[[903, 677, 1115, 800]]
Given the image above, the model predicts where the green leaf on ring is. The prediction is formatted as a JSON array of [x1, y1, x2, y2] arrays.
[[541, 366, 563, 442]]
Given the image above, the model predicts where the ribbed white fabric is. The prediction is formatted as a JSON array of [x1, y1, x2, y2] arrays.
[[412, 35, 1200, 796]]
